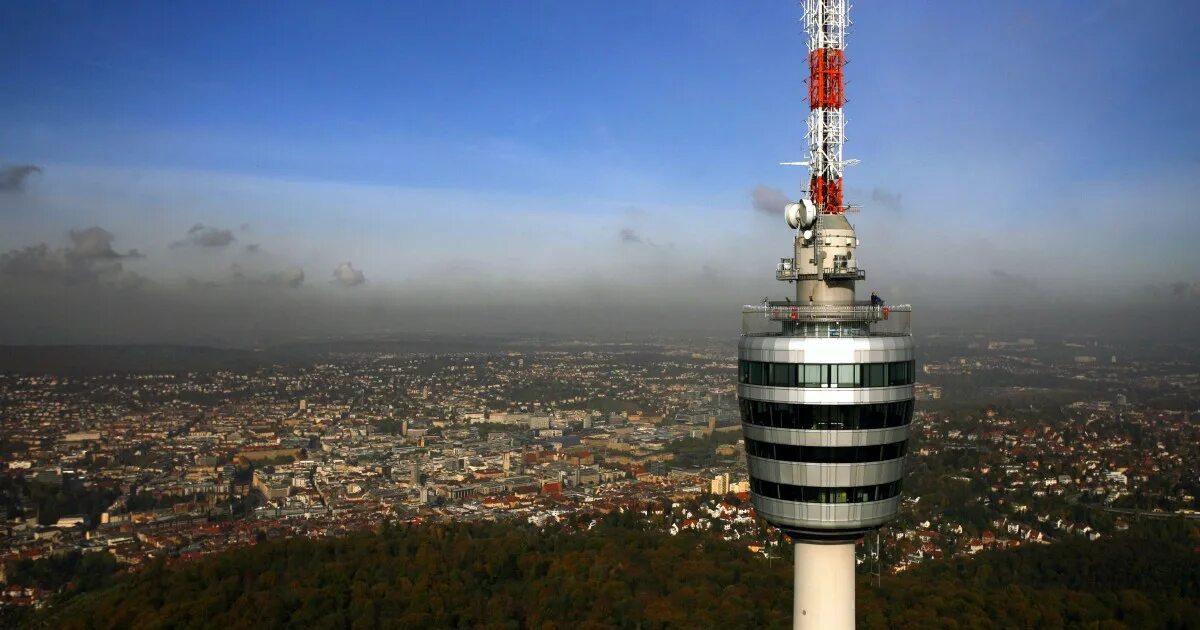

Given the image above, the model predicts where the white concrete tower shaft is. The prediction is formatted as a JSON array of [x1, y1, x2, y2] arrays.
[[794, 542, 856, 629]]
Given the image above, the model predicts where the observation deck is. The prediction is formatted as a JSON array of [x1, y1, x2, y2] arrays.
[[741, 303, 912, 337], [737, 300, 916, 540], [776, 258, 866, 282]]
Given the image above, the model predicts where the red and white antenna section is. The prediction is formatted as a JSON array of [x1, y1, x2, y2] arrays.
[[804, 0, 856, 215]]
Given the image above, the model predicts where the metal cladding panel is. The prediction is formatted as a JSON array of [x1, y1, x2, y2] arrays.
[[742, 423, 909, 447], [738, 383, 913, 405], [739, 335, 915, 364], [747, 456, 905, 486], [752, 495, 902, 532]]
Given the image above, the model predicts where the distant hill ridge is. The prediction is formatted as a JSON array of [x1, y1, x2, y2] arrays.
[[0, 344, 266, 375], [0, 336, 671, 375]]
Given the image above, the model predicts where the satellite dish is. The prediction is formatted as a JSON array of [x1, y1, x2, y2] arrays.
[[802, 229, 813, 240], [799, 198, 817, 228], [784, 202, 803, 229], [785, 199, 818, 229]]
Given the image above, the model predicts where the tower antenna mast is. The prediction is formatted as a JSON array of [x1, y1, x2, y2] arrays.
[[805, 0, 852, 215]]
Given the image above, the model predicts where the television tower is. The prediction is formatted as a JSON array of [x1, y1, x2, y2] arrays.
[[738, 2, 915, 628]]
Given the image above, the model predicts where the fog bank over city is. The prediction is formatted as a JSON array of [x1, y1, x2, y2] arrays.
[[1, 163, 1197, 346]]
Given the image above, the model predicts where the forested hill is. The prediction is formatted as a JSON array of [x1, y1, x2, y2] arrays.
[[860, 519, 1199, 628], [22, 519, 1200, 629]]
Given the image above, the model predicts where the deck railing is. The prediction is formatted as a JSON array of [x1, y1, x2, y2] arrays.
[[741, 303, 912, 337]]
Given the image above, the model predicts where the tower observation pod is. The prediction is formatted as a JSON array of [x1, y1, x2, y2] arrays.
[[738, 2, 915, 628]]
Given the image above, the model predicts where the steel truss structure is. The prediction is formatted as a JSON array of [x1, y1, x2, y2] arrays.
[[804, 0, 851, 214]]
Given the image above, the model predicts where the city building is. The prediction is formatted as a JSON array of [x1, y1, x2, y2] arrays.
[[711, 472, 731, 495]]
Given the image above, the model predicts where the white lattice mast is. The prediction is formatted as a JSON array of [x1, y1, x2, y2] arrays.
[[804, 0, 852, 214]]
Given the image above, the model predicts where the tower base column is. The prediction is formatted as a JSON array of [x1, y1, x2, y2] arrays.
[[793, 541, 855, 630]]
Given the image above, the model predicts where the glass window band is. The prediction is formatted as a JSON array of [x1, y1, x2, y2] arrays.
[[749, 478, 903, 504], [744, 437, 907, 463], [739, 399, 914, 430], [739, 360, 915, 387]]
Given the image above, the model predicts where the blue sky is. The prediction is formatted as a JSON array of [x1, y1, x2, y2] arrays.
[[1, 1, 1199, 342], [8, 1, 1196, 198]]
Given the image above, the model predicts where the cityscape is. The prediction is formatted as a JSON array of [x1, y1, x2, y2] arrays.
[[2, 330, 1196, 611], [3, 0, 1199, 627]]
